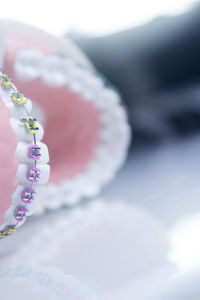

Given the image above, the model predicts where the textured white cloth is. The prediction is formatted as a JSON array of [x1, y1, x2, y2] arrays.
[[0, 264, 97, 300], [0, 200, 174, 299]]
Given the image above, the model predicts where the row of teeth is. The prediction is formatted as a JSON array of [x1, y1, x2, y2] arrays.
[[14, 50, 131, 211], [0, 71, 50, 237]]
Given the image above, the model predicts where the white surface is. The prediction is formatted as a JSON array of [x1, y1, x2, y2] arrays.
[[102, 136, 200, 226], [151, 271, 200, 300]]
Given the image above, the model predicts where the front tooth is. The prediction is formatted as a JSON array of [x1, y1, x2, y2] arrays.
[[3, 206, 27, 228], [16, 164, 50, 185], [2, 99, 32, 118], [10, 118, 44, 142], [10, 99, 32, 118], [15, 141, 49, 165], [0, 88, 32, 118], [11, 185, 43, 205], [11, 185, 43, 216]]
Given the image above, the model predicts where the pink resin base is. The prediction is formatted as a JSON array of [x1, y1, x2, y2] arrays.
[[3, 30, 100, 184], [0, 96, 18, 225]]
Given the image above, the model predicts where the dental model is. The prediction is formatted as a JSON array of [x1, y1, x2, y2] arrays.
[[0, 71, 50, 238], [0, 20, 130, 211]]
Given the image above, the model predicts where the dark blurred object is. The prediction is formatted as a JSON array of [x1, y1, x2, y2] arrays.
[[67, 3, 200, 144]]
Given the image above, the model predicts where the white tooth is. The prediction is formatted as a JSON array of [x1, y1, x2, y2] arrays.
[[16, 163, 50, 185], [14, 49, 44, 80], [36, 164, 50, 185], [92, 96, 108, 110], [58, 58, 74, 84], [41, 55, 68, 86], [93, 89, 121, 111], [99, 110, 111, 125], [31, 102, 46, 127], [62, 57, 74, 70], [68, 79, 83, 93], [1, 97, 15, 111], [85, 161, 105, 181], [71, 67, 82, 78], [76, 68, 91, 85], [10, 185, 40, 217], [86, 72, 104, 91], [10, 100, 32, 118], [11, 185, 25, 206], [23, 201, 37, 216], [99, 127, 114, 141], [81, 87, 95, 101], [94, 146, 116, 169], [10, 118, 44, 142], [111, 105, 127, 122], [11, 185, 43, 205], [3, 206, 26, 229], [71, 68, 89, 86], [102, 88, 120, 105], [15, 141, 49, 164], [0, 87, 32, 118]]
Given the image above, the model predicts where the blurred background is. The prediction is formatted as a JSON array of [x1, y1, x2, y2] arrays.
[[68, 0, 200, 285], [0, 0, 193, 35], [2, 0, 200, 298]]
